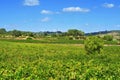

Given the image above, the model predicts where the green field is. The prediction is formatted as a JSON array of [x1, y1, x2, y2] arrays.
[[0, 38, 84, 44], [0, 40, 120, 79], [0, 38, 119, 45]]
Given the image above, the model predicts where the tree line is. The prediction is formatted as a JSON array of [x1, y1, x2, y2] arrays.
[[0, 28, 84, 38], [1, 28, 118, 42]]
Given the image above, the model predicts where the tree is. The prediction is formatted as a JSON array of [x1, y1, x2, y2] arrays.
[[0, 28, 6, 34], [11, 30, 22, 37], [84, 36, 104, 54], [51, 33, 57, 37], [27, 32, 34, 37], [67, 29, 84, 37]]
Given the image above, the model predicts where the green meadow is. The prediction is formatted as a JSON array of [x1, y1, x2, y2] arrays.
[[0, 40, 120, 79]]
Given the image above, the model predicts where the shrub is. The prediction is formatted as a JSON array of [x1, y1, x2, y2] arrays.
[[84, 36, 104, 54], [103, 35, 113, 41], [26, 37, 33, 40], [69, 36, 74, 40]]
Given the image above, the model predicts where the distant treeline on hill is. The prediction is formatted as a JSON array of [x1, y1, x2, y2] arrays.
[[0, 28, 84, 38], [0, 28, 120, 37], [85, 30, 120, 35], [85, 30, 111, 35]]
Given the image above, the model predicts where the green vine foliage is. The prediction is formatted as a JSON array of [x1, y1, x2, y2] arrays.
[[84, 36, 104, 54]]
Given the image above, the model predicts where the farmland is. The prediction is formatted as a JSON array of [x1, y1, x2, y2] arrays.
[[0, 40, 120, 79], [0, 0, 120, 79]]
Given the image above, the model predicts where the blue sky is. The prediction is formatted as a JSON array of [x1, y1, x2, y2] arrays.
[[0, 0, 120, 32]]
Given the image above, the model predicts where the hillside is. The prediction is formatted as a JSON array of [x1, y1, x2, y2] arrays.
[[85, 30, 120, 35]]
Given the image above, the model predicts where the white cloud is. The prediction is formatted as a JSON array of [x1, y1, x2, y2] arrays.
[[41, 10, 60, 14], [63, 7, 90, 12], [41, 17, 50, 22], [41, 10, 53, 14], [102, 3, 114, 8], [24, 0, 39, 6]]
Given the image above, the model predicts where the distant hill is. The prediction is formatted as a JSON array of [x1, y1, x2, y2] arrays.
[[85, 30, 120, 36], [85, 30, 120, 40], [111, 30, 120, 33]]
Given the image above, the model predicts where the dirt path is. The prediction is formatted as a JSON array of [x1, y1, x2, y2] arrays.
[[104, 44, 120, 46]]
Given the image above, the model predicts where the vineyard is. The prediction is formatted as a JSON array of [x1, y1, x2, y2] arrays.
[[0, 40, 120, 79]]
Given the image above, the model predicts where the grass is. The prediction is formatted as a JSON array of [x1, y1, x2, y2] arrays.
[[0, 38, 84, 44], [0, 38, 119, 45], [0, 40, 120, 79]]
